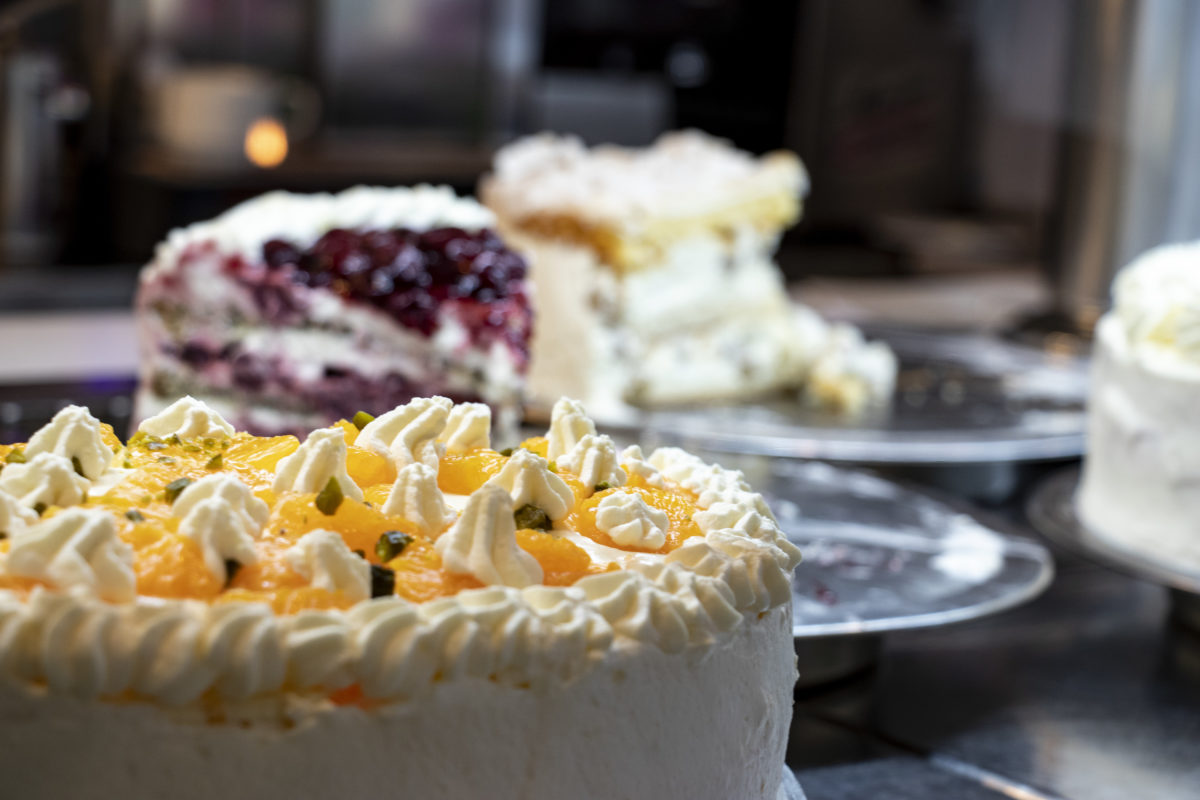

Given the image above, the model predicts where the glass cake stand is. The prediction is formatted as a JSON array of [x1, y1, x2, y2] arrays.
[[1026, 467, 1200, 630], [767, 460, 1054, 685], [586, 325, 1089, 466]]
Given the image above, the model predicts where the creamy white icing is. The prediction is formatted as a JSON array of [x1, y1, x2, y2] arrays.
[[0, 490, 37, 538], [284, 530, 370, 603], [147, 185, 494, 273], [1111, 241, 1200, 362], [804, 324, 898, 413], [618, 444, 664, 487], [559, 434, 626, 493], [594, 491, 668, 550], [485, 448, 574, 523], [137, 395, 235, 439], [280, 610, 354, 690], [546, 397, 597, 461], [6, 508, 135, 602], [435, 484, 543, 588], [0, 453, 90, 510], [381, 463, 454, 537], [23, 405, 113, 481], [357, 396, 452, 470], [174, 474, 267, 582], [271, 427, 364, 501], [484, 130, 806, 230], [437, 402, 491, 453]]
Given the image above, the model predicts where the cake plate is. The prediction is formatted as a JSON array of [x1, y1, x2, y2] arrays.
[[587, 325, 1088, 498], [768, 460, 1054, 686], [1025, 467, 1200, 628]]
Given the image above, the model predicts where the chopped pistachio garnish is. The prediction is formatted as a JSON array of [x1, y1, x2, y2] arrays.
[[499, 448, 514, 457], [352, 411, 376, 430], [315, 477, 344, 516], [514, 503, 552, 531], [164, 477, 193, 504], [166, 434, 182, 446], [205, 453, 223, 470], [375, 530, 414, 562], [594, 481, 612, 492], [146, 441, 167, 452], [370, 563, 396, 598], [4, 448, 26, 464], [125, 509, 146, 523]]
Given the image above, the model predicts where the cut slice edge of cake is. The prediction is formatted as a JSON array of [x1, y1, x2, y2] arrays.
[[135, 185, 531, 437]]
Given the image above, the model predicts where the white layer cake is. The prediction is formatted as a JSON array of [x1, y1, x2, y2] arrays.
[[0, 396, 802, 799], [481, 130, 897, 419], [1078, 241, 1200, 567]]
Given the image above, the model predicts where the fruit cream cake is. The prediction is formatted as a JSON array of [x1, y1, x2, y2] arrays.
[[135, 185, 531, 437], [0, 395, 802, 799], [480, 130, 897, 418], [1078, 241, 1200, 569]]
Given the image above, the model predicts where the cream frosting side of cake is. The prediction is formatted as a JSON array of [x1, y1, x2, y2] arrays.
[[1078, 242, 1200, 567], [0, 602, 794, 800], [484, 130, 807, 231], [1077, 314, 1200, 566], [0, 397, 801, 709]]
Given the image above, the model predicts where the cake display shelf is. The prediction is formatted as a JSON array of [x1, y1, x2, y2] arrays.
[[612, 325, 1088, 466], [769, 460, 1054, 684], [1027, 467, 1200, 628]]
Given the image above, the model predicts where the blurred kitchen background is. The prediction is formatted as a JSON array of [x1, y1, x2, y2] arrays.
[[2, 0, 1200, 346]]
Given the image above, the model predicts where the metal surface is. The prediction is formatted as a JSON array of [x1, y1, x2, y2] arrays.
[[1025, 466, 1200, 595], [774, 460, 1054, 639], [789, 554, 1200, 799], [631, 327, 1089, 465]]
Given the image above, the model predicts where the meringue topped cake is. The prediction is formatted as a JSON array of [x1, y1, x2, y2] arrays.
[[481, 130, 896, 418], [1078, 241, 1200, 569], [135, 185, 531, 437], [0, 396, 802, 800]]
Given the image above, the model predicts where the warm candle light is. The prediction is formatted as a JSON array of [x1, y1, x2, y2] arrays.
[[244, 117, 288, 168]]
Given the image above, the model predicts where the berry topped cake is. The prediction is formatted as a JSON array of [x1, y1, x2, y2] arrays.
[[0, 396, 802, 799], [1078, 241, 1200, 569], [136, 185, 531, 437], [481, 130, 897, 418]]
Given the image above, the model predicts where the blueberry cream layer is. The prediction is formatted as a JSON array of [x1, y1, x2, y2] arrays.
[[136, 186, 530, 437]]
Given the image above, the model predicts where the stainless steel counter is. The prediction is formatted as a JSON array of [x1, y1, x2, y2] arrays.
[[788, 544, 1200, 799]]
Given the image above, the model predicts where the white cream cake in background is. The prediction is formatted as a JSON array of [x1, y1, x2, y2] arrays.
[[0, 396, 802, 799], [1078, 241, 1200, 569], [480, 130, 897, 418], [135, 185, 532, 438]]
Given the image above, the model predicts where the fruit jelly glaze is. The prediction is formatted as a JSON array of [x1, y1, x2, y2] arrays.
[[0, 424, 705, 612]]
